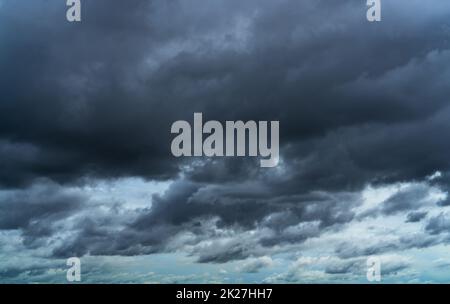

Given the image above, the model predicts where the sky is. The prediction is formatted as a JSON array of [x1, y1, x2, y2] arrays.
[[1, 0, 450, 283]]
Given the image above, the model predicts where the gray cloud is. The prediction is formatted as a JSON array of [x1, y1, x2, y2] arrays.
[[406, 211, 428, 223], [240, 257, 273, 273], [2, 0, 450, 282], [0, 181, 84, 242], [426, 213, 450, 235], [325, 259, 362, 275]]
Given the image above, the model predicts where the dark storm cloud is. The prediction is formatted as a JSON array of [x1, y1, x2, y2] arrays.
[[381, 184, 430, 215], [0, 180, 87, 255], [46, 178, 360, 262], [425, 213, 450, 235], [0, 0, 180, 186], [406, 211, 428, 223], [1, 0, 450, 188], [2, 0, 450, 268], [0, 180, 83, 232]]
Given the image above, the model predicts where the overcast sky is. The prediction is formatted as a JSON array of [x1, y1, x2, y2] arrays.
[[1, 0, 450, 283]]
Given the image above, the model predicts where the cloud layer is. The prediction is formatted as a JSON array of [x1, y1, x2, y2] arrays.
[[1, 0, 450, 283]]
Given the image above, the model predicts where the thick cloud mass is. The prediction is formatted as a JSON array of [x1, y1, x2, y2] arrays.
[[2, 0, 450, 187], [1, 0, 450, 283]]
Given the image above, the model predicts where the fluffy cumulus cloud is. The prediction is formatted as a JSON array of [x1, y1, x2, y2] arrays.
[[1, 0, 450, 283]]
